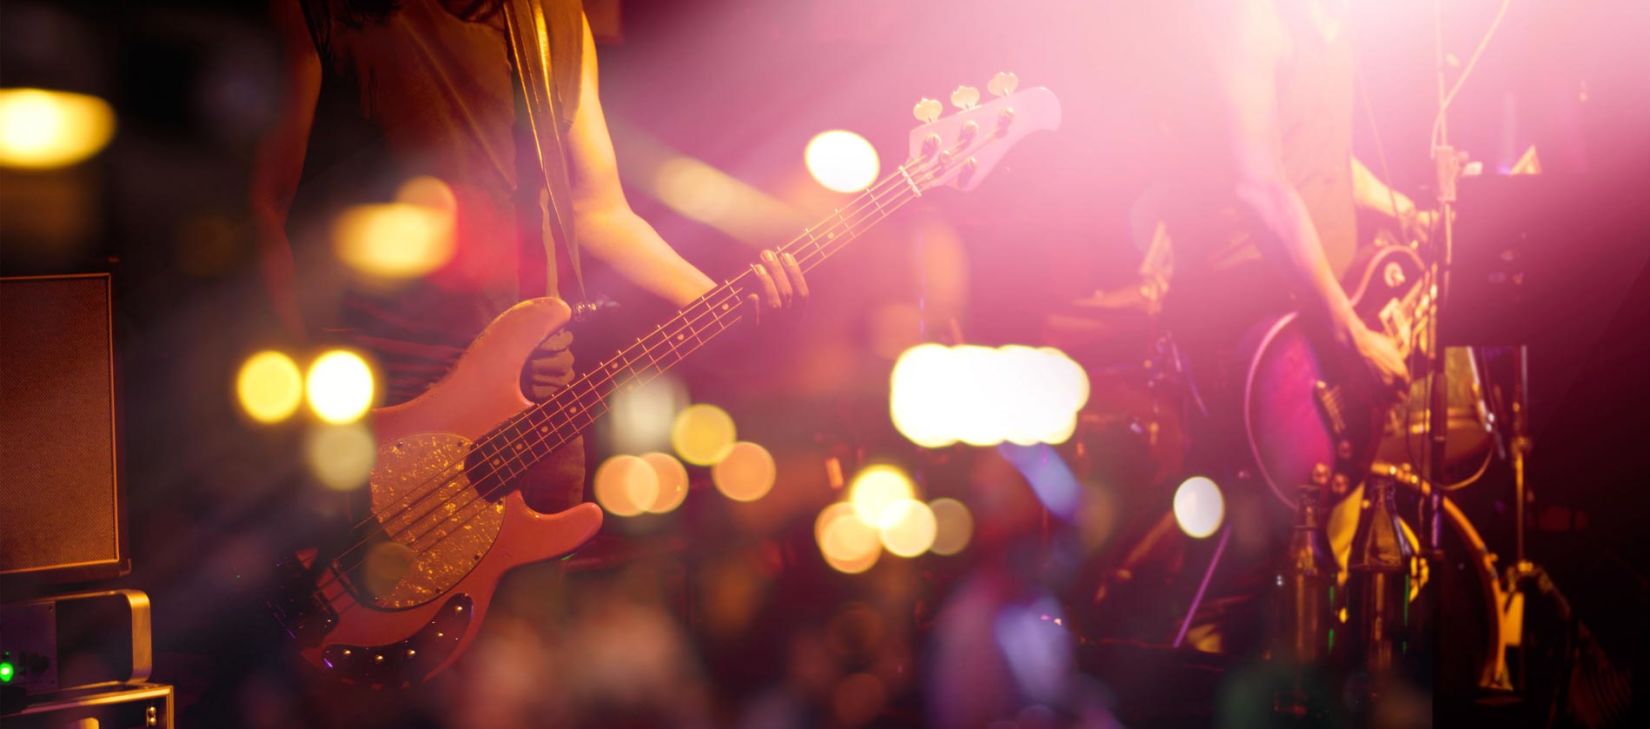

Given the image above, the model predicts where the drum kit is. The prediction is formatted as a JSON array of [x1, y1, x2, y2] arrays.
[[1059, 224, 1542, 700]]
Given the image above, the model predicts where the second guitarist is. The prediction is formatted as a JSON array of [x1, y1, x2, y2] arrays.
[[1124, 0, 1426, 653]]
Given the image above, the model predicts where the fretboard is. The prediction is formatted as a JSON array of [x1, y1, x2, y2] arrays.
[[468, 158, 938, 491]]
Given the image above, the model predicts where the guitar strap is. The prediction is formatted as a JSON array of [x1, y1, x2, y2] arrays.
[[504, 0, 585, 301]]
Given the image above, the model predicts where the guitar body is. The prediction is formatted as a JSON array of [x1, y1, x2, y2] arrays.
[[280, 298, 603, 687], [1243, 245, 1427, 505], [269, 84, 1061, 688]]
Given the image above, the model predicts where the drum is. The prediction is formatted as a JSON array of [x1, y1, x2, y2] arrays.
[[1375, 346, 1496, 490], [1043, 287, 1189, 493], [1376, 463, 1513, 694]]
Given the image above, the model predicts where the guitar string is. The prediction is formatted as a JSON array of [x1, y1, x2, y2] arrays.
[[330, 156, 935, 547], [315, 162, 937, 603], [312, 156, 945, 592], [344, 161, 937, 572], [322, 155, 934, 545]]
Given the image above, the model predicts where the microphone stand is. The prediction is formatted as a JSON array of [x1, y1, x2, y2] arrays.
[[1424, 0, 1458, 561]]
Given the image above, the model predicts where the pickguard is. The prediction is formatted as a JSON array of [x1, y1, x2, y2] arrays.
[[361, 433, 504, 609]]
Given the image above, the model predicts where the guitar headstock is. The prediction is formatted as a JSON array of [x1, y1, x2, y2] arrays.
[[906, 73, 1061, 193]]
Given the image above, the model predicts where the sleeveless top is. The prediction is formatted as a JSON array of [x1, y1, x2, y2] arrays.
[[1157, 0, 1357, 304], [287, 0, 582, 405], [1142, 0, 1357, 380]]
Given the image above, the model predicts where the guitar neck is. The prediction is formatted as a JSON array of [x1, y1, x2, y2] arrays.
[[473, 161, 932, 482]]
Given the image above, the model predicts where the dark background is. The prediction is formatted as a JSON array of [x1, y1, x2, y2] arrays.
[[2, 0, 1647, 725]]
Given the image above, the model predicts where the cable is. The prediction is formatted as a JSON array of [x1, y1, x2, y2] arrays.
[[1429, 0, 1515, 155]]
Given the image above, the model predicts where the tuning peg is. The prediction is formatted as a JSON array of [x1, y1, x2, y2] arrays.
[[913, 97, 942, 124], [950, 85, 980, 111], [987, 71, 1019, 98]]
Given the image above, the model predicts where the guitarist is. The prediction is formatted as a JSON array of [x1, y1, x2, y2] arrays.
[[247, 1, 806, 721], [250, 0, 809, 516], [1128, 0, 1428, 653]]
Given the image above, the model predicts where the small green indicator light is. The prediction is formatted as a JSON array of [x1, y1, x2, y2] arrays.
[[0, 661, 16, 683]]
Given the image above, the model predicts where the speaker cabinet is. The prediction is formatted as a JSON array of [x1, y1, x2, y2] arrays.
[[0, 273, 127, 582]]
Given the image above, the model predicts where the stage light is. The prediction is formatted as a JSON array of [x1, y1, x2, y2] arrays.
[[711, 441, 777, 502], [999, 345, 1087, 446], [306, 350, 375, 424], [889, 343, 963, 448], [610, 374, 687, 455], [236, 350, 304, 424], [816, 502, 881, 574], [671, 403, 737, 466], [305, 423, 376, 491], [952, 345, 1007, 447], [879, 498, 937, 557], [594, 454, 660, 517], [0, 660, 14, 683], [804, 130, 879, 194], [641, 452, 689, 514], [928, 497, 975, 556], [848, 464, 916, 529], [0, 88, 115, 169], [1173, 476, 1224, 539], [890, 344, 1088, 448], [333, 177, 457, 281]]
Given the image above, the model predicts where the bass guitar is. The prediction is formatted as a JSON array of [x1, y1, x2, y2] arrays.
[[271, 79, 1061, 687], [1243, 244, 1432, 505]]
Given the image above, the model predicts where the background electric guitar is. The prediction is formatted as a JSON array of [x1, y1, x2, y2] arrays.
[[1242, 244, 1432, 506], [271, 78, 1061, 687]]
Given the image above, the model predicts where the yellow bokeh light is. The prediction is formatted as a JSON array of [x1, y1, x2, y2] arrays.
[[804, 130, 880, 194], [610, 375, 687, 455], [236, 350, 304, 424], [593, 454, 661, 518], [928, 497, 974, 556], [641, 451, 689, 514], [306, 350, 376, 424], [847, 465, 916, 529], [670, 403, 737, 466], [0, 88, 116, 170], [711, 441, 777, 502], [1173, 476, 1225, 539], [878, 499, 937, 558], [889, 343, 961, 448], [333, 177, 457, 280], [304, 423, 376, 491], [816, 503, 881, 574]]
